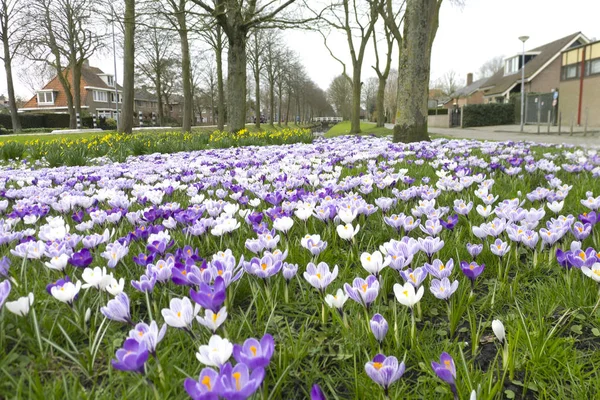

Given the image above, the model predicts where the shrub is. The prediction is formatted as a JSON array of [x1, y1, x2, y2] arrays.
[[0, 141, 25, 161], [462, 103, 515, 127]]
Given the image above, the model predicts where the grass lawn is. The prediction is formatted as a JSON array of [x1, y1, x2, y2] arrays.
[[324, 121, 393, 138], [0, 123, 309, 144]]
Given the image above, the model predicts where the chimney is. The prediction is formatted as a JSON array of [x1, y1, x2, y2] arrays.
[[83, 59, 90, 68], [466, 73, 473, 86]]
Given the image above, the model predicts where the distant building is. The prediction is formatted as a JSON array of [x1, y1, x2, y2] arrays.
[[559, 40, 600, 126], [481, 32, 589, 103], [444, 73, 488, 109]]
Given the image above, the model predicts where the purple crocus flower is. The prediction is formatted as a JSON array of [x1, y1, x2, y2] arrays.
[[310, 384, 327, 400], [46, 275, 71, 295], [440, 214, 458, 230], [431, 352, 457, 397], [0, 280, 11, 310], [370, 314, 388, 343], [430, 278, 459, 300], [365, 354, 406, 396], [571, 222, 592, 241], [232, 334, 274, 370], [343, 275, 380, 308], [111, 338, 149, 374], [0, 256, 10, 277], [579, 211, 597, 225], [460, 261, 485, 288], [418, 237, 445, 260], [556, 248, 572, 268], [399, 267, 428, 288], [128, 321, 167, 355], [466, 243, 483, 259], [131, 272, 157, 293], [190, 276, 226, 313], [69, 248, 93, 268], [243, 255, 282, 279], [184, 368, 220, 400], [490, 239, 510, 257], [282, 263, 298, 282], [218, 362, 265, 400], [567, 247, 599, 268], [424, 259, 454, 279], [101, 292, 132, 324]]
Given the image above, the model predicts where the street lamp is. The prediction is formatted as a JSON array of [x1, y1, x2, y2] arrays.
[[519, 36, 529, 132]]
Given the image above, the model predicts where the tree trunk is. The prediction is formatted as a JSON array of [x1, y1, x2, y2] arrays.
[[2, 33, 20, 132], [72, 62, 82, 126], [177, 6, 193, 132], [215, 27, 225, 131], [156, 75, 164, 125], [394, 0, 438, 143], [268, 81, 275, 126], [277, 82, 282, 126], [350, 67, 362, 133], [376, 78, 386, 127], [119, 0, 135, 134], [285, 89, 291, 126], [253, 38, 261, 130], [227, 28, 247, 132]]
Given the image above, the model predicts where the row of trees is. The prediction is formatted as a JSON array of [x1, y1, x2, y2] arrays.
[[1, 0, 453, 142]]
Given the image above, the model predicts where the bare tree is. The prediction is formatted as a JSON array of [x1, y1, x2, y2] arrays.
[[247, 29, 265, 129], [190, 0, 302, 132], [434, 70, 463, 96], [327, 74, 352, 120], [384, 67, 397, 122], [198, 22, 226, 130], [479, 55, 504, 78], [261, 30, 282, 126], [362, 76, 378, 121], [120, 0, 135, 133], [0, 0, 26, 132], [371, 21, 395, 127], [17, 62, 55, 96], [319, 0, 379, 134]]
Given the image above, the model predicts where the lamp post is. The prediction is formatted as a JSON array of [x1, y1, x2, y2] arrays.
[[519, 36, 529, 132]]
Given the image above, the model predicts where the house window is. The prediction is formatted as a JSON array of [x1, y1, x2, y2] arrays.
[[107, 76, 114, 86], [37, 91, 54, 104], [586, 59, 600, 76], [93, 90, 108, 102], [110, 93, 122, 103], [504, 57, 519, 75], [561, 64, 579, 80]]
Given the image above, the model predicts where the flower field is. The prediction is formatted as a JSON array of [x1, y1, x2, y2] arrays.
[[0, 135, 599, 399]]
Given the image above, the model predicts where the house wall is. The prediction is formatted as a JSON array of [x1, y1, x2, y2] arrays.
[[444, 91, 485, 109], [428, 114, 450, 128], [528, 57, 561, 93], [559, 74, 600, 126]]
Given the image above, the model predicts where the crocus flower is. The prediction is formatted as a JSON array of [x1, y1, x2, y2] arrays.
[[190, 276, 227, 313], [44, 254, 70, 272], [360, 251, 390, 277], [365, 354, 405, 395], [101, 292, 132, 324], [82, 266, 114, 290], [460, 261, 485, 285], [370, 314, 388, 343], [399, 267, 428, 288], [243, 255, 282, 279], [51, 280, 82, 305], [310, 384, 327, 400], [336, 223, 360, 241], [196, 306, 228, 333], [466, 243, 483, 259], [131, 272, 158, 293], [492, 319, 506, 343], [106, 278, 125, 296], [343, 275, 380, 308], [324, 288, 349, 312], [5, 293, 34, 316], [273, 216, 294, 233], [111, 338, 149, 374], [196, 335, 233, 367], [490, 239, 510, 257], [184, 367, 220, 400], [282, 263, 298, 282], [431, 352, 457, 389], [233, 333, 274, 370], [418, 237, 444, 260], [571, 222, 592, 241], [128, 321, 167, 355], [430, 278, 459, 300], [567, 247, 598, 268], [161, 296, 200, 329], [0, 257, 10, 277], [440, 214, 458, 230], [0, 280, 10, 310], [303, 262, 338, 293], [393, 282, 424, 309], [69, 248, 93, 268], [218, 362, 265, 400], [582, 263, 600, 282]]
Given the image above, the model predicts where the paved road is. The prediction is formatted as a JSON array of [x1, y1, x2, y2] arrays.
[[382, 123, 600, 147]]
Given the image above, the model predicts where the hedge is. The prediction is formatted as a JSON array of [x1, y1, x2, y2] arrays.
[[0, 113, 70, 130], [462, 103, 515, 128], [428, 108, 449, 116]]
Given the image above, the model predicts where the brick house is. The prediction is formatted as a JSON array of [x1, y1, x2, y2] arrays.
[[480, 32, 589, 103], [443, 73, 488, 109], [558, 40, 600, 126], [20, 61, 122, 119]]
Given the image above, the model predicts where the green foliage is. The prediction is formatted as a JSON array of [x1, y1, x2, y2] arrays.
[[0, 113, 71, 130], [0, 141, 25, 161], [463, 103, 515, 127]]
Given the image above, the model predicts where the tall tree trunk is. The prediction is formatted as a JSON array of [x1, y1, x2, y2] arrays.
[[227, 28, 247, 132], [394, 0, 439, 143], [155, 75, 164, 125], [268, 81, 275, 126], [253, 38, 261, 130], [376, 78, 386, 127], [72, 62, 82, 124], [285, 89, 291, 126], [2, 33, 20, 132], [177, 6, 193, 132], [120, 0, 135, 134], [350, 67, 362, 133], [277, 82, 282, 126], [215, 27, 225, 131]]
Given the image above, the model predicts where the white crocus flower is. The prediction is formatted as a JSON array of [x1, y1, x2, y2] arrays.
[[546, 201, 564, 214], [106, 277, 125, 296], [492, 319, 506, 343], [393, 282, 424, 308], [336, 223, 360, 240], [324, 288, 348, 310], [196, 306, 228, 333], [582, 263, 600, 283], [51, 281, 82, 304], [81, 267, 113, 290], [44, 254, 70, 271], [360, 251, 390, 275], [338, 208, 358, 224], [273, 216, 294, 233], [161, 297, 200, 329], [5, 293, 34, 316], [196, 335, 233, 367]]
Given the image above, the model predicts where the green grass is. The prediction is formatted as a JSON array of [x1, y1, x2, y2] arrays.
[[324, 121, 393, 138]]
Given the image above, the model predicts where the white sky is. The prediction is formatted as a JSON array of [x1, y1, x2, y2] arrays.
[[6, 0, 600, 99]]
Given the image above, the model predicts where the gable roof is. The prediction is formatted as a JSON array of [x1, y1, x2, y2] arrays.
[[22, 64, 121, 109], [449, 77, 489, 99], [482, 32, 588, 96]]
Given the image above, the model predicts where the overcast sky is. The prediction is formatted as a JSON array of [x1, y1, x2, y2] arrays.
[[6, 0, 600, 99]]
